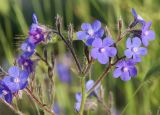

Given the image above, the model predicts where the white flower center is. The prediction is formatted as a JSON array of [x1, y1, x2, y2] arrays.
[[27, 46, 32, 52], [144, 31, 149, 36], [2, 90, 8, 96], [35, 34, 40, 39], [24, 62, 28, 66], [123, 67, 128, 72], [14, 78, 20, 83], [133, 47, 139, 52], [100, 48, 106, 53], [88, 29, 94, 36]]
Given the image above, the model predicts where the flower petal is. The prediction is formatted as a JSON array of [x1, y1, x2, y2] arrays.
[[8, 66, 20, 77], [75, 93, 82, 102], [103, 37, 114, 46], [113, 68, 122, 78], [86, 80, 94, 92], [77, 31, 87, 40], [132, 37, 141, 47], [131, 8, 137, 18], [133, 54, 141, 62], [129, 67, 137, 77], [116, 60, 125, 68], [86, 38, 94, 46], [126, 38, 132, 48], [91, 48, 99, 59], [146, 30, 155, 41], [92, 38, 102, 48], [97, 52, 109, 64], [95, 28, 104, 38], [143, 21, 152, 31], [20, 70, 29, 81], [142, 37, 149, 46], [81, 23, 92, 31], [121, 72, 131, 81], [5, 93, 12, 103], [106, 47, 117, 57], [75, 102, 81, 112], [2, 76, 20, 93], [138, 47, 147, 56], [124, 49, 133, 58], [92, 20, 101, 32]]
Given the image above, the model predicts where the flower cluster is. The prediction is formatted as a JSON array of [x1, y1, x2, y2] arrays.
[[77, 9, 155, 81], [0, 14, 51, 103], [113, 9, 155, 81], [77, 20, 117, 64], [74, 80, 100, 112]]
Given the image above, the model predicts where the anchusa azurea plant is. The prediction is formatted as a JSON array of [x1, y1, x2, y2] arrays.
[[0, 8, 155, 115]]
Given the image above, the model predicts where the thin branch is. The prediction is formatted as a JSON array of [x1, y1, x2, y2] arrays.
[[0, 99, 24, 115], [54, 29, 82, 73], [86, 56, 125, 96], [24, 88, 55, 115]]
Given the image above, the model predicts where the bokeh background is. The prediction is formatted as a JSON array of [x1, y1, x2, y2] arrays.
[[0, 0, 160, 115]]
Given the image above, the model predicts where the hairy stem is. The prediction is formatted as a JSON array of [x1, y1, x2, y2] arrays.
[[79, 77, 86, 115], [87, 63, 112, 96], [86, 56, 125, 96], [0, 99, 24, 115], [25, 88, 55, 115], [52, 26, 82, 73]]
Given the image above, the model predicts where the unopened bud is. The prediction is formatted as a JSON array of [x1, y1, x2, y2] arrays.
[[68, 24, 74, 43], [56, 15, 62, 31], [118, 19, 122, 30]]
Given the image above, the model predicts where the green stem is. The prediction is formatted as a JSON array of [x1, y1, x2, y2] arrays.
[[79, 77, 86, 115]]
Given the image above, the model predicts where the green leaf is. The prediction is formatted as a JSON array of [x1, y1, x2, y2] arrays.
[[144, 64, 160, 81]]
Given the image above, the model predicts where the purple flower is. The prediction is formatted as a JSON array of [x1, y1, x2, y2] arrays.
[[2, 66, 29, 93], [74, 92, 82, 112], [0, 81, 12, 103], [124, 37, 147, 62], [57, 63, 72, 84], [85, 80, 100, 96], [113, 59, 137, 81], [17, 56, 34, 73], [74, 80, 100, 111], [28, 14, 51, 45], [28, 24, 45, 45], [91, 37, 117, 64], [77, 20, 104, 46], [130, 8, 145, 28], [21, 39, 36, 58], [141, 21, 155, 46]]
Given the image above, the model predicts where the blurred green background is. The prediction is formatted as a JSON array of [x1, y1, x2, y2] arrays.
[[0, 0, 160, 115]]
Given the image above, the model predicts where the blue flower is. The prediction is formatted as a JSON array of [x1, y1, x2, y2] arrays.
[[57, 63, 72, 84], [141, 21, 155, 46], [0, 81, 12, 103], [28, 14, 51, 45], [74, 80, 100, 112], [130, 8, 145, 27], [74, 92, 82, 112], [113, 59, 137, 81], [91, 37, 117, 64], [28, 24, 45, 45], [124, 37, 147, 62], [17, 56, 34, 73], [21, 39, 36, 58], [2, 66, 29, 93], [85, 80, 100, 97], [77, 20, 104, 46]]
